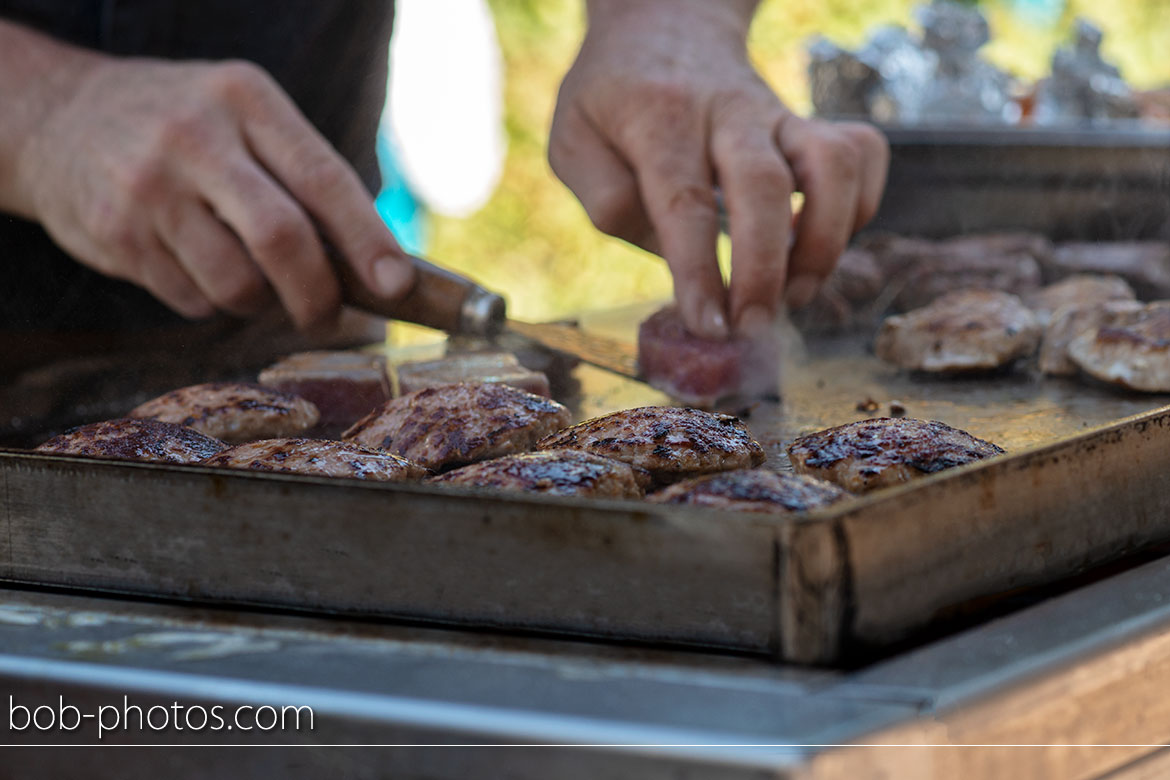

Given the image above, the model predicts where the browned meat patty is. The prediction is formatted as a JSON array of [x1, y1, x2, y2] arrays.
[[893, 252, 1043, 313], [203, 438, 427, 481], [130, 382, 319, 444], [1039, 300, 1144, 376], [648, 469, 849, 514], [35, 419, 227, 464], [1025, 274, 1136, 327], [791, 248, 885, 333], [637, 305, 780, 406], [787, 417, 1005, 493], [343, 381, 571, 470], [875, 290, 1041, 373], [1045, 242, 1170, 299], [429, 450, 643, 498], [538, 406, 765, 484], [395, 352, 551, 397], [258, 351, 391, 435], [1067, 301, 1170, 392]]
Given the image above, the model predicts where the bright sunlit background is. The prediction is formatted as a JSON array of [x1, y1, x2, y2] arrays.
[[380, 0, 1170, 326]]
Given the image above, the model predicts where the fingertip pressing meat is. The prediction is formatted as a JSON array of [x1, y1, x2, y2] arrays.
[[787, 417, 1005, 493], [1039, 299, 1144, 376], [637, 305, 780, 407], [875, 290, 1041, 373], [1067, 301, 1170, 392], [258, 351, 392, 435], [1025, 274, 1136, 327], [203, 438, 428, 481], [35, 418, 227, 464], [429, 450, 643, 499], [343, 381, 572, 471], [648, 469, 849, 514], [538, 406, 765, 485], [130, 382, 319, 444]]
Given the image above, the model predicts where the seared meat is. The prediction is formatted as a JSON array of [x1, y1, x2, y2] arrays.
[[875, 290, 1041, 373], [538, 406, 765, 485], [396, 352, 551, 397], [1039, 300, 1144, 376], [130, 382, 319, 444], [258, 351, 391, 435], [343, 381, 571, 470], [203, 438, 427, 481], [637, 305, 780, 406], [429, 450, 643, 498], [1045, 242, 1170, 299], [1025, 274, 1135, 327], [35, 419, 226, 464], [788, 417, 1005, 493], [1067, 301, 1170, 392], [648, 469, 848, 514], [892, 251, 1042, 312], [792, 248, 885, 333]]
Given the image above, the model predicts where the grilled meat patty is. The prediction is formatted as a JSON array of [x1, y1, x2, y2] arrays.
[[875, 290, 1041, 373], [1040, 300, 1144, 376], [429, 449, 643, 498], [130, 382, 319, 444], [203, 438, 427, 481], [538, 406, 765, 484], [787, 417, 1005, 493], [1067, 301, 1170, 392], [343, 381, 572, 471], [35, 419, 227, 464], [1025, 274, 1136, 327], [395, 352, 551, 397], [648, 469, 849, 514]]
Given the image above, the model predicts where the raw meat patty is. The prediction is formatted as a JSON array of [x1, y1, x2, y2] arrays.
[[258, 351, 391, 434], [1067, 301, 1170, 392], [787, 417, 1005, 493], [343, 381, 571, 470], [1039, 300, 1144, 376], [203, 438, 427, 481], [637, 305, 780, 406], [648, 469, 849, 514], [35, 419, 227, 464], [130, 382, 319, 444], [429, 450, 643, 498], [875, 290, 1041, 372], [1024, 274, 1135, 327], [395, 352, 551, 397], [538, 406, 765, 485]]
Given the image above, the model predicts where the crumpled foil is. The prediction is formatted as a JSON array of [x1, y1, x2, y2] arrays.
[[1032, 19, 1139, 125]]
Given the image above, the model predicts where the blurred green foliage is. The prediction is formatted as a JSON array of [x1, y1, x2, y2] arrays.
[[426, 0, 1170, 323]]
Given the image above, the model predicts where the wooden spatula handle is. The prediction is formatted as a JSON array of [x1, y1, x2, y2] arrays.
[[335, 252, 506, 336]]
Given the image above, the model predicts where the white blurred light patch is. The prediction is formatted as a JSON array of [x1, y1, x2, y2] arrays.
[[384, 0, 505, 218]]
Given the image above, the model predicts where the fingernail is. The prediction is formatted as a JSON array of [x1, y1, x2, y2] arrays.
[[737, 304, 774, 337], [698, 299, 729, 339], [374, 257, 414, 298], [785, 275, 821, 310]]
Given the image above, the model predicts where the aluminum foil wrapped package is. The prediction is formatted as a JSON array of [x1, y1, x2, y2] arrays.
[[808, 36, 877, 119], [914, 0, 1017, 124], [1033, 19, 1139, 125]]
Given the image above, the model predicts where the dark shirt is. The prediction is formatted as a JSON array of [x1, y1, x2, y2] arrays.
[[0, 0, 395, 331]]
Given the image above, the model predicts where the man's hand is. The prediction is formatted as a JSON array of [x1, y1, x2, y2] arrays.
[[549, 0, 888, 337], [2, 22, 414, 328]]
